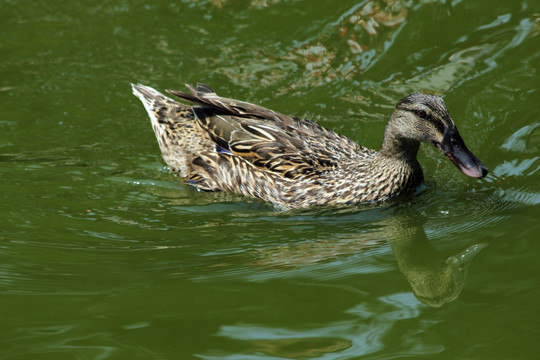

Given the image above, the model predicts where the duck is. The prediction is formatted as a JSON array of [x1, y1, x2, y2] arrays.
[[132, 83, 488, 210]]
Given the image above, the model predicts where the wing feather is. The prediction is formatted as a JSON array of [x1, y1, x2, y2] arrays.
[[168, 84, 371, 179]]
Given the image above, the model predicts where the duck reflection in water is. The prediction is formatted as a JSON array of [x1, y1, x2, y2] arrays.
[[386, 213, 487, 307], [249, 210, 487, 308]]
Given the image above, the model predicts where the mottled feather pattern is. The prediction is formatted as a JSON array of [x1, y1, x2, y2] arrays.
[[132, 83, 486, 209]]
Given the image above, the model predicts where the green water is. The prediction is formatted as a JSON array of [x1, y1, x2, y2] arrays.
[[1, 0, 539, 359]]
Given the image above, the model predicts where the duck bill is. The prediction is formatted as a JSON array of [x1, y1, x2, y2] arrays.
[[437, 128, 488, 179]]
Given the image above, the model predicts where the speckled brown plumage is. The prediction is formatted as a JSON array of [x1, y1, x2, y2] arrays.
[[132, 83, 487, 210]]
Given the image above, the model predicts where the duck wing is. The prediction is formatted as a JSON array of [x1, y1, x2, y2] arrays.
[[167, 84, 371, 180]]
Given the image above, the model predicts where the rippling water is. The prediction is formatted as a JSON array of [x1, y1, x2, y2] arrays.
[[1, 0, 539, 359]]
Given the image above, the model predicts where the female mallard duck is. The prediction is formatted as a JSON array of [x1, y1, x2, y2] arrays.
[[132, 83, 487, 210]]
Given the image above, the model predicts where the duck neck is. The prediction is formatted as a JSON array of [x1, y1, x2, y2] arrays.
[[377, 130, 424, 191], [378, 127, 421, 163]]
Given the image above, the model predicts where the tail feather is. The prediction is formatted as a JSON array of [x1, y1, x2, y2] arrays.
[[132, 84, 176, 118], [131, 83, 214, 177]]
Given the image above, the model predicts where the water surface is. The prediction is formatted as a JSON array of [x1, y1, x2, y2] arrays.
[[1, 0, 539, 359]]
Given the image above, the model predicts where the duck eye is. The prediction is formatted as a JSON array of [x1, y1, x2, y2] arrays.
[[416, 110, 427, 118]]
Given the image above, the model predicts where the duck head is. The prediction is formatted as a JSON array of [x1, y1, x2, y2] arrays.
[[384, 93, 488, 178]]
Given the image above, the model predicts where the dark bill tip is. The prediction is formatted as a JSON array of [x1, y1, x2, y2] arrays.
[[455, 159, 489, 178]]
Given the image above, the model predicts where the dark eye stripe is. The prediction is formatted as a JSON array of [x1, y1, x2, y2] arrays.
[[425, 114, 445, 134], [397, 99, 450, 134], [411, 107, 445, 134]]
